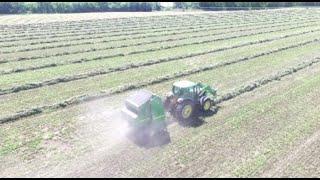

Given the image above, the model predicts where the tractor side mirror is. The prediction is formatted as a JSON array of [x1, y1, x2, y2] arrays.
[[172, 86, 180, 95]]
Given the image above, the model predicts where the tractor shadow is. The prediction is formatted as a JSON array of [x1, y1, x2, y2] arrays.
[[126, 106, 221, 148], [126, 129, 171, 149], [178, 105, 221, 128]]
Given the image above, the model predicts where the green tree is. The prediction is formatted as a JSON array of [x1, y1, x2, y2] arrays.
[[0, 2, 27, 14], [98, 2, 109, 11], [53, 2, 72, 13], [37, 2, 54, 13]]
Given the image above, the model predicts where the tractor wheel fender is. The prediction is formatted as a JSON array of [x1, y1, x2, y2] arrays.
[[199, 90, 206, 97], [200, 96, 208, 104], [177, 98, 184, 103]]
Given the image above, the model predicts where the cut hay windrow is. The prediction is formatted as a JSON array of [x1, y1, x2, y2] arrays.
[[2, 12, 308, 40], [0, 15, 222, 40], [1, 13, 254, 39], [2, 18, 319, 54], [0, 15, 199, 35], [0, 10, 297, 33], [0, 15, 261, 42], [1, 22, 318, 64], [0, 36, 318, 96], [1, 56, 319, 124], [0, 14, 191, 31], [1, 9, 314, 33], [0, 16, 278, 48], [1, 13, 317, 44], [214, 57, 320, 103], [2, 13, 318, 47], [0, 28, 318, 78], [0, 13, 221, 32], [0, 9, 303, 30], [0, 15, 235, 38], [5, 10, 313, 32], [1, 15, 314, 49], [2, 11, 306, 39], [0, 10, 301, 36]]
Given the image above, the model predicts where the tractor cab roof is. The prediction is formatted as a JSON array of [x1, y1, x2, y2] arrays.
[[173, 80, 196, 88]]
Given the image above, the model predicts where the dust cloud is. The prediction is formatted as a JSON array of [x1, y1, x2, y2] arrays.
[[45, 98, 134, 177], [76, 98, 130, 151]]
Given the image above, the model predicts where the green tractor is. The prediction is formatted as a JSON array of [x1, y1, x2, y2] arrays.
[[163, 80, 217, 122], [121, 80, 217, 143]]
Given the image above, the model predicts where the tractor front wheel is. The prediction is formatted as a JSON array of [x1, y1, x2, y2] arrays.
[[200, 96, 212, 112], [176, 100, 194, 122]]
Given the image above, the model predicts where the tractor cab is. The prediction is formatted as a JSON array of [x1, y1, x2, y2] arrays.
[[172, 80, 201, 99]]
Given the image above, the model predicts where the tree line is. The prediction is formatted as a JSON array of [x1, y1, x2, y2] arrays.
[[0, 2, 161, 14], [0, 2, 320, 14], [175, 2, 320, 10]]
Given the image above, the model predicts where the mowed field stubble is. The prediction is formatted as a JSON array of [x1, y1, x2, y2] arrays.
[[0, 8, 320, 178]]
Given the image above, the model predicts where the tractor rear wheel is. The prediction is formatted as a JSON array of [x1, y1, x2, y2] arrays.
[[176, 100, 194, 122]]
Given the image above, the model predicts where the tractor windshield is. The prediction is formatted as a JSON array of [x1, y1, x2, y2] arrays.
[[172, 86, 181, 95], [173, 85, 197, 96]]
